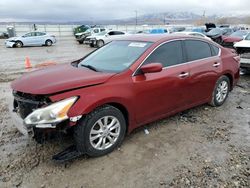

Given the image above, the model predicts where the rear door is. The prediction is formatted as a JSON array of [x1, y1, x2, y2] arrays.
[[184, 40, 222, 104], [132, 40, 191, 125], [34, 32, 46, 45]]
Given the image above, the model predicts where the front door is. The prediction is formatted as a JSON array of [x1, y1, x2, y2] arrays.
[[132, 40, 191, 125]]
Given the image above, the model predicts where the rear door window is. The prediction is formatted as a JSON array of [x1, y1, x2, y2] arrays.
[[144, 41, 184, 67], [185, 40, 212, 61], [113, 31, 125, 35]]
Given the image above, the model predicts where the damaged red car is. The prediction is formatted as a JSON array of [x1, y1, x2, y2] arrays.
[[11, 34, 240, 161]]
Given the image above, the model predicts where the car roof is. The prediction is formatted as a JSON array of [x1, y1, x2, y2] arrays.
[[116, 34, 202, 43]]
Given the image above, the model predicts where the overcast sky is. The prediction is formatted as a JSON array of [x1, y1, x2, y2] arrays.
[[0, 0, 249, 22]]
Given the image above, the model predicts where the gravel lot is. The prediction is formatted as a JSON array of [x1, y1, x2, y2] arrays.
[[0, 37, 249, 188]]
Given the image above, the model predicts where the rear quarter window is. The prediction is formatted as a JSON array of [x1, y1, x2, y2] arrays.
[[185, 40, 212, 61]]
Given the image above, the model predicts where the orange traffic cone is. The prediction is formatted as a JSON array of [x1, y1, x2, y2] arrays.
[[25, 57, 32, 69]]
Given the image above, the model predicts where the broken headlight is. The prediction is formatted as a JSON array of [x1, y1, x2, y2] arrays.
[[24, 96, 78, 125]]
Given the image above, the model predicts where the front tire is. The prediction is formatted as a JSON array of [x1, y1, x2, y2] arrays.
[[15, 41, 23, 48], [210, 75, 230, 107], [74, 105, 126, 157], [96, 40, 104, 48], [45, 39, 52, 46], [89, 43, 95, 47]]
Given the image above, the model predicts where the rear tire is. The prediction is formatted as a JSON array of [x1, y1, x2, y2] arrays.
[[45, 39, 52, 46], [74, 105, 126, 157], [210, 75, 230, 107]]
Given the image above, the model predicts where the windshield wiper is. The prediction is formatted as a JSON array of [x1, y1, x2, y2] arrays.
[[80, 64, 98, 72]]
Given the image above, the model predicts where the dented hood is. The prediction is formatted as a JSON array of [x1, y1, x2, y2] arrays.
[[11, 63, 115, 95]]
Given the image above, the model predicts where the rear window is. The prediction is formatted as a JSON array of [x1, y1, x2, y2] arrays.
[[185, 40, 212, 61]]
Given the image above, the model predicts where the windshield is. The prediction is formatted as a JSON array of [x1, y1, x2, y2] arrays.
[[245, 33, 250, 40], [78, 41, 152, 73]]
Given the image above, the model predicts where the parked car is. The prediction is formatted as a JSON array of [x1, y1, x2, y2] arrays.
[[11, 34, 240, 161], [222, 30, 249, 48], [175, 31, 212, 41], [205, 23, 216, 32], [206, 28, 233, 44], [149, 28, 169, 34], [238, 53, 250, 73], [191, 27, 206, 33], [85, 30, 127, 48], [234, 33, 250, 54], [0, 32, 9, 39], [75, 28, 106, 44], [73, 25, 90, 35], [5, 32, 56, 48]]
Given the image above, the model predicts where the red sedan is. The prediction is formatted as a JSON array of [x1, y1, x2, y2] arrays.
[[11, 34, 240, 160]]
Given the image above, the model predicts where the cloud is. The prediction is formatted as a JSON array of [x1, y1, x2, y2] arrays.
[[0, 0, 249, 22]]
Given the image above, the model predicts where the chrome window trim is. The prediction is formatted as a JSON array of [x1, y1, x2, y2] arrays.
[[132, 38, 221, 76]]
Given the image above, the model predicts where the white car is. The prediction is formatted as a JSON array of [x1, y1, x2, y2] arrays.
[[174, 31, 212, 41], [85, 30, 127, 48], [234, 33, 250, 54], [75, 28, 106, 44], [5, 32, 56, 48], [234, 33, 250, 71]]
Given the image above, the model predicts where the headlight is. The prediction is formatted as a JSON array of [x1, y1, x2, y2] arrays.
[[24, 96, 78, 125]]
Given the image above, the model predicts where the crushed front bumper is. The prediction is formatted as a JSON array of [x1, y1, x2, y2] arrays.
[[5, 41, 15, 48], [10, 110, 32, 135]]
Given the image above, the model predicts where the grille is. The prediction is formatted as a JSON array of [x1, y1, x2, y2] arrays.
[[13, 91, 51, 119]]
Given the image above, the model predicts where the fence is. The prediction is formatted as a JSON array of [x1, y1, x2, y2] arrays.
[[0, 23, 249, 37], [0, 24, 193, 37]]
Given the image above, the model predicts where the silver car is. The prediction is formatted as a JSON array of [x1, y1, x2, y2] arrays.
[[5, 32, 56, 48]]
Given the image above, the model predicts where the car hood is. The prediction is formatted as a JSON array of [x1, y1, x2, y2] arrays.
[[234, 40, 250, 48], [11, 63, 116, 95]]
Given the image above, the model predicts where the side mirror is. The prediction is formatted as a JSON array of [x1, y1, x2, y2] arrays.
[[140, 63, 163, 74], [105, 34, 108, 37]]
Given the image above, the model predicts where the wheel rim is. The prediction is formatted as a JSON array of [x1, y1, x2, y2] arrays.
[[16, 42, 21, 47], [89, 116, 121, 150], [47, 41, 52, 46], [216, 80, 228, 103]]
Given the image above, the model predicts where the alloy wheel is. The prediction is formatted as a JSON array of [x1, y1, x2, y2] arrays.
[[216, 80, 229, 103], [89, 116, 121, 150]]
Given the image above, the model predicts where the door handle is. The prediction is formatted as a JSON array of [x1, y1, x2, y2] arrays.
[[179, 72, 189, 78], [213, 62, 221, 67]]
